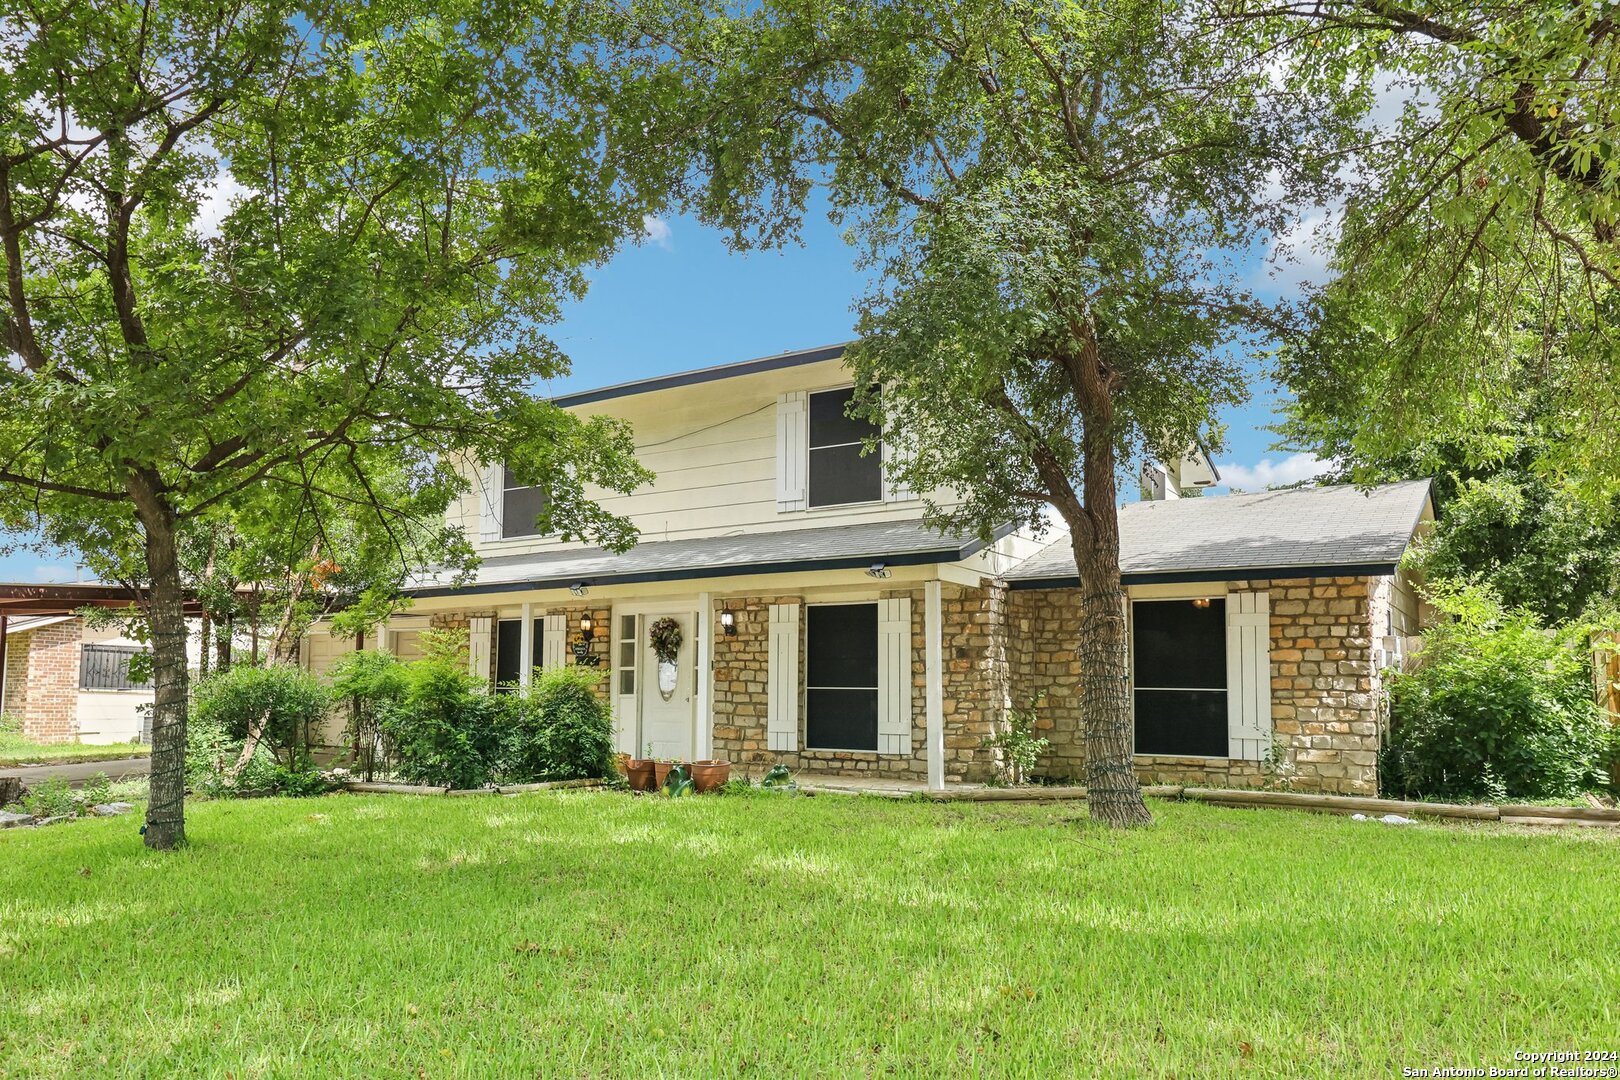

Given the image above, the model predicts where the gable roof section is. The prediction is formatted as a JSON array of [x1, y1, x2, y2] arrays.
[[1007, 479, 1433, 586], [553, 343, 851, 408], [409, 519, 989, 596]]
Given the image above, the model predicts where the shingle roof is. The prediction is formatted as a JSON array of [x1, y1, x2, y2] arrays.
[[409, 519, 982, 596], [1006, 479, 1433, 583]]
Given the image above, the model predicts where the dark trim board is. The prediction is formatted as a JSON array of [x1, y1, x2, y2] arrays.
[[408, 546, 966, 599], [1006, 562, 1401, 590], [553, 344, 850, 408]]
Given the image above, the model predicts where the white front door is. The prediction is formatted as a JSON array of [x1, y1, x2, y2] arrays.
[[640, 611, 696, 760]]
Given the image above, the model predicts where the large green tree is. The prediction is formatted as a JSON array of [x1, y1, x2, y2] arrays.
[[0, 0, 660, 847], [1232, 0, 1620, 493], [626, 0, 1347, 824]]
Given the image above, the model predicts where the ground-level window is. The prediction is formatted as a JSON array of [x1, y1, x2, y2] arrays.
[[805, 603, 878, 750], [1132, 598, 1227, 757], [79, 644, 149, 691], [494, 619, 542, 690]]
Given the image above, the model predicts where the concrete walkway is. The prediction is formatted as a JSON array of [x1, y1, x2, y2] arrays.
[[0, 756, 150, 788]]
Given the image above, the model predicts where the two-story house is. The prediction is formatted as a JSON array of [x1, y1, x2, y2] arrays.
[[301, 344, 1434, 795]]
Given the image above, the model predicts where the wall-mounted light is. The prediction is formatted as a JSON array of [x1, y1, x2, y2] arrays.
[[866, 562, 891, 579], [569, 582, 589, 598], [1192, 597, 1211, 609], [719, 607, 737, 636], [579, 613, 595, 642]]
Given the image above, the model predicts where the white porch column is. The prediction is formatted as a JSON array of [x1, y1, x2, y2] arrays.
[[378, 616, 391, 655], [695, 592, 713, 761], [518, 602, 534, 688], [925, 578, 945, 791]]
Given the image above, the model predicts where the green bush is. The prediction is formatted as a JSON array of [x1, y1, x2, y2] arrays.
[[21, 775, 76, 818], [193, 664, 330, 764], [380, 656, 503, 789], [498, 667, 616, 783], [0, 713, 24, 750], [185, 718, 293, 796], [327, 649, 408, 779], [1383, 584, 1614, 801]]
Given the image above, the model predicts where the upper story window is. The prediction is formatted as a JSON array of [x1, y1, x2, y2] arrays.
[[501, 465, 547, 539], [808, 387, 881, 508]]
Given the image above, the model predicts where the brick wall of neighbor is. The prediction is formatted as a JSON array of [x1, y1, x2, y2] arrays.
[[710, 585, 1005, 782], [1009, 575, 1390, 795], [2, 627, 32, 720], [13, 621, 84, 743]]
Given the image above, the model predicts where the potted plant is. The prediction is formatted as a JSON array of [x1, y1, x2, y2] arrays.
[[625, 759, 656, 792], [689, 759, 731, 793], [654, 759, 677, 788]]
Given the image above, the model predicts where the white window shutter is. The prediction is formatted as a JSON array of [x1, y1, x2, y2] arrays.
[[881, 438, 914, 502], [775, 392, 807, 513], [468, 616, 494, 686], [479, 464, 502, 542], [541, 613, 567, 669], [876, 597, 913, 754], [1226, 591, 1271, 760], [766, 603, 800, 751]]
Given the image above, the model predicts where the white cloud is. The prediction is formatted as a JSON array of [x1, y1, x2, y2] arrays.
[[1216, 452, 1326, 491], [1256, 204, 1339, 294], [195, 162, 253, 241], [641, 214, 672, 250]]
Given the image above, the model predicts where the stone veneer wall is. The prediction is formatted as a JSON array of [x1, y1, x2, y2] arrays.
[[711, 584, 1007, 783], [1008, 575, 1389, 795], [9, 621, 84, 743]]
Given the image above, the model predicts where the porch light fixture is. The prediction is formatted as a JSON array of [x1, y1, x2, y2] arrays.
[[719, 607, 737, 636], [579, 613, 595, 642], [1192, 597, 1211, 609], [866, 562, 891, 579], [569, 581, 589, 597]]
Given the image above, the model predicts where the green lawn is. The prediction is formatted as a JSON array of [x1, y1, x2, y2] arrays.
[[0, 740, 147, 767], [1, 792, 1616, 1078]]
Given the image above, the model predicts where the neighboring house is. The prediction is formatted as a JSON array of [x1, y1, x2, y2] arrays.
[[0, 616, 153, 745], [300, 344, 1434, 795]]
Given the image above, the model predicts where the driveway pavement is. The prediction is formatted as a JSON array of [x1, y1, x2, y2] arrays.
[[0, 756, 150, 788]]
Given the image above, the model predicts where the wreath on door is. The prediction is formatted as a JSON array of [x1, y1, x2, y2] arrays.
[[648, 617, 683, 700]]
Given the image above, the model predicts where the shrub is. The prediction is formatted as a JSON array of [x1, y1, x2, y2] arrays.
[[21, 775, 76, 818], [0, 713, 24, 750], [327, 649, 408, 779], [380, 656, 503, 789], [499, 667, 617, 783], [185, 718, 291, 796], [1383, 584, 1614, 801], [80, 772, 113, 807], [193, 664, 330, 764], [981, 693, 1050, 786]]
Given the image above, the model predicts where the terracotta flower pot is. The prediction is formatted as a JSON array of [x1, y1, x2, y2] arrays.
[[689, 760, 731, 793], [653, 761, 675, 789], [625, 759, 656, 792]]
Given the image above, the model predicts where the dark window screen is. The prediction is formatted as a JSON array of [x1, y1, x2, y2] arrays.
[[1132, 599, 1228, 757], [806, 604, 879, 750], [501, 465, 547, 539], [807, 388, 881, 508], [495, 619, 523, 690]]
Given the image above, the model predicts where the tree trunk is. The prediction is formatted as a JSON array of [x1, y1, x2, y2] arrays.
[[130, 475, 188, 849], [1065, 328, 1152, 828], [1069, 490, 1151, 828], [216, 616, 232, 672]]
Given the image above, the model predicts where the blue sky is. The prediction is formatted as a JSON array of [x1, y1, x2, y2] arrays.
[[0, 206, 1324, 584]]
